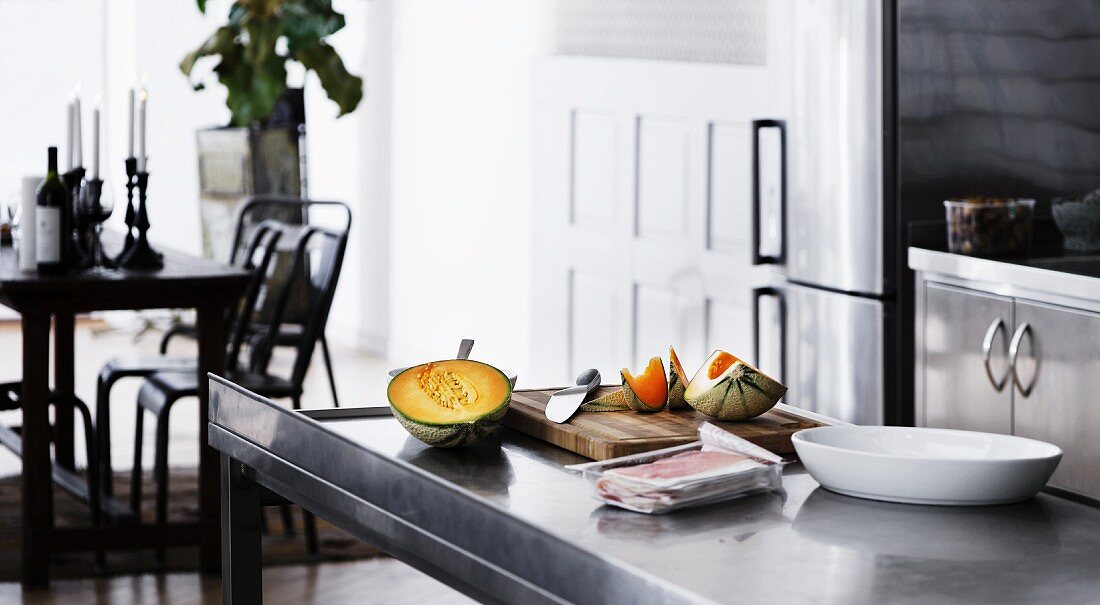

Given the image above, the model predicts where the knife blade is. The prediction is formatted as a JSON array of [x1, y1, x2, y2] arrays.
[[545, 369, 601, 424]]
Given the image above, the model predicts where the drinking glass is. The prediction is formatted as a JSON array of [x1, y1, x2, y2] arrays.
[[3, 191, 18, 248], [79, 181, 115, 269]]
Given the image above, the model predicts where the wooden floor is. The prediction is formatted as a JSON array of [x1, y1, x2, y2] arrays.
[[0, 316, 475, 604], [1, 559, 477, 604]]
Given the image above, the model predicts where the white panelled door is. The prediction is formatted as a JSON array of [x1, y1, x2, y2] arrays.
[[531, 6, 793, 387]]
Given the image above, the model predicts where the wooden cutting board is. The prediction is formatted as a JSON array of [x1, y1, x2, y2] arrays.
[[502, 387, 823, 460]]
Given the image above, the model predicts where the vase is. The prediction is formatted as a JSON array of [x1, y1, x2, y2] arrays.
[[195, 87, 305, 261]]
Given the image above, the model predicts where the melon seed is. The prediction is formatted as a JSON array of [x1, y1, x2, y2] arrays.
[[417, 365, 480, 409]]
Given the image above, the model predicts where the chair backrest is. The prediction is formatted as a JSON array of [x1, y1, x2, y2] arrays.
[[252, 224, 349, 389], [226, 220, 284, 371], [228, 196, 352, 326]]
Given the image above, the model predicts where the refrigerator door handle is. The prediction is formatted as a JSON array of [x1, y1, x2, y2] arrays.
[[752, 286, 787, 383], [752, 119, 787, 265]]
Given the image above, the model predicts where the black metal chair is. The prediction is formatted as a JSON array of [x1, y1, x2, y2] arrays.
[[0, 382, 104, 563], [159, 196, 352, 408], [131, 224, 348, 561], [0, 386, 98, 522], [93, 221, 284, 512]]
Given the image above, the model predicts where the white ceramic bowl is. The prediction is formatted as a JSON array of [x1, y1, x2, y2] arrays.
[[387, 365, 518, 389], [792, 426, 1062, 506]]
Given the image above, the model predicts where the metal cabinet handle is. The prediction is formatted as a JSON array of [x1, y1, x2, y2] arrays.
[[1009, 322, 1035, 398], [752, 287, 787, 383], [981, 318, 1008, 392], [751, 119, 786, 265]]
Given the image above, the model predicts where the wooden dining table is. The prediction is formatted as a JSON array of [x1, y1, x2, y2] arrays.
[[0, 242, 249, 584]]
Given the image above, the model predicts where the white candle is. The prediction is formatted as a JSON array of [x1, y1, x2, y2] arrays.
[[137, 89, 147, 171], [127, 88, 135, 158], [92, 104, 100, 179], [65, 101, 74, 171], [73, 94, 82, 168]]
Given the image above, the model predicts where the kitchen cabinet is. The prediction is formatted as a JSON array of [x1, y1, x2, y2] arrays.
[[922, 283, 1013, 434], [916, 272, 1100, 498], [1012, 300, 1100, 497]]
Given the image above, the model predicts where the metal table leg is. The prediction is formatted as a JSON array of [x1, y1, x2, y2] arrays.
[[221, 455, 263, 605]]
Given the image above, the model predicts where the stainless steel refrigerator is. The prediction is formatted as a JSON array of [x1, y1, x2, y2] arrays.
[[751, 0, 896, 425], [752, 0, 1100, 426]]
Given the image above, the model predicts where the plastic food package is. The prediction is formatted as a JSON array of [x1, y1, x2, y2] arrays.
[[565, 422, 786, 514], [944, 197, 1034, 257]]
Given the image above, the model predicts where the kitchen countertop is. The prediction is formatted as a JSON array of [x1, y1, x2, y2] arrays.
[[909, 246, 1100, 306], [211, 378, 1100, 605]]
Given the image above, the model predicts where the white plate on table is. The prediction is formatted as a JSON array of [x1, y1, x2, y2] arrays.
[[792, 425, 1062, 506]]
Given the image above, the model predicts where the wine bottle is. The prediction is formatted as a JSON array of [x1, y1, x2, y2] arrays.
[[36, 147, 69, 274]]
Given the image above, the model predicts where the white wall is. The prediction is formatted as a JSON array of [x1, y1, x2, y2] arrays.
[[1, 1, 551, 389], [127, 0, 235, 254], [0, 0, 108, 207], [308, 0, 390, 355], [1, 0, 231, 255], [0, 0, 109, 320], [385, 0, 548, 382]]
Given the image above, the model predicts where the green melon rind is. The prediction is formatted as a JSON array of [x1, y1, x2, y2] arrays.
[[684, 361, 787, 421], [579, 389, 630, 412], [387, 361, 513, 448], [391, 404, 508, 447], [622, 370, 665, 413], [667, 357, 689, 410]]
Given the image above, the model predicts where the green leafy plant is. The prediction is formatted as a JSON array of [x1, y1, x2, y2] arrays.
[[181, 0, 364, 127]]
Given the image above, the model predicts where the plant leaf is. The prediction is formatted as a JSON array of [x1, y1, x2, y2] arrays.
[[244, 15, 284, 66], [283, 0, 345, 54], [180, 25, 238, 79], [183, 0, 362, 124], [239, 0, 283, 19], [294, 42, 363, 116], [228, 2, 248, 25], [216, 42, 288, 126]]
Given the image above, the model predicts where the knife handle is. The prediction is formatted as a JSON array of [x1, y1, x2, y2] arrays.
[[576, 368, 601, 397], [456, 339, 475, 360]]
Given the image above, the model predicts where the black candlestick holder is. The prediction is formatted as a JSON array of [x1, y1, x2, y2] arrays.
[[116, 158, 138, 261], [62, 167, 84, 202], [117, 171, 163, 271]]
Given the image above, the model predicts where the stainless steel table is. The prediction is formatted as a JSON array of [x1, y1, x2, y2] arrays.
[[209, 375, 1100, 605]]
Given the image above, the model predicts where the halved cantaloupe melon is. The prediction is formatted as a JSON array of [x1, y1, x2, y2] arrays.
[[667, 346, 690, 410], [684, 350, 786, 420], [387, 359, 512, 447], [581, 357, 668, 413]]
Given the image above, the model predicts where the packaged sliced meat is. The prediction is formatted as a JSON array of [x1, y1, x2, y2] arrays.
[[603, 450, 762, 488], [568, 425, 787, 514]]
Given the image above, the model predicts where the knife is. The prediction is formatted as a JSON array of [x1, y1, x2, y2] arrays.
[[456, 338, 474, 360], [545, 369, 601, 424]]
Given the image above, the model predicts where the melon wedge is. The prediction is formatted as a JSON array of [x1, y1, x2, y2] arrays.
[[579, 389, 631, 412], [581, 357, 668, 413], [684, 350, 786, 420], [387, 359, 512, 447], [667, 346, 690, 410]]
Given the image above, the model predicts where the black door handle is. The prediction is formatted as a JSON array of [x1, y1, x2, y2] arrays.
[[752, 286, 787, 383], [751, 119, 787, 265]]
